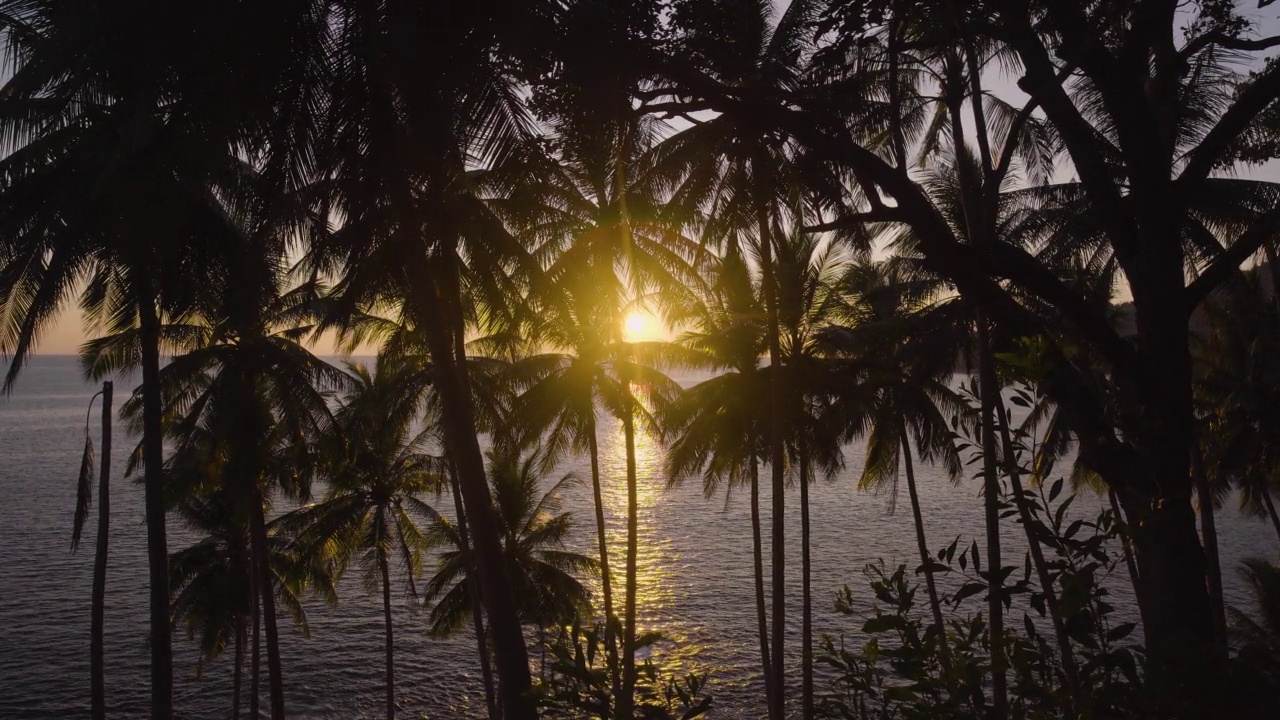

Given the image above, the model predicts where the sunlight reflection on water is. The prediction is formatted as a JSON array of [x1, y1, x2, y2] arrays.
[[1, 358, 1277, 719]]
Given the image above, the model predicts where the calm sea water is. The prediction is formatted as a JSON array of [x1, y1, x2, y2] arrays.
[[1, 355, 1276, 719]]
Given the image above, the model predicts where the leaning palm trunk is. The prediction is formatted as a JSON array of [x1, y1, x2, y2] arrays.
[[137, 296, 174, 719], [416, 288, 535, 720], [1108, 489, 1144, 615], [588, 428, 620, 708], [975, 318, 1007, 719], [617, 405, 641, 719], [1190, 446, 1227, 659], [993, 402, 1082, 702], [91, 381, 112, 720], [448, 462, 497, 720], [799, 445, 814, 720], [900, 427, 951, 669], [380, 553, 396, 720], [756, 171, 787, 720], [750, 446, 774, 709], [250, 491, 286, 720]]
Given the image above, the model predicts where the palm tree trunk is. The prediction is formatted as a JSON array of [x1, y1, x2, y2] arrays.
[[137, 295, 173, 720], [250, 550, 261, 720], [1109, 489, 1144, 613], [448, 462, 498, 720], [756, 165, 787, 720], [799, 443, 814, 720], [250, 492, 286, 720], [415, 281, 534, 720], [1190, 446, 1227, 660], [91, 381, 111, 720], [750, 446, 774, 711], [1261, 490, 1280, 546], [993, 400, 1082, 700], [975, 317, 1007, 719], [380, 553, 396, 720], [587, 428, 620, 709], [617, 404, 641, 719], [900, 428, 951, 669], [233, 614, 245, 720]]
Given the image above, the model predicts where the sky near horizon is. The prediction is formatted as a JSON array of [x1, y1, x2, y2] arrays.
[[16, 5, 1280, 356]]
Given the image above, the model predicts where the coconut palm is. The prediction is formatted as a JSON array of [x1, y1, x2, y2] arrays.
[[772, 227, 854, 718], [83, 222, 346, 720], [822, 261, 969, 669], [1197, 271, 1280, 543], [169, 490, 336, 719], [661, 242, 774, 706], [423, 448, 598, 637], [656, 4, 830, 712], [71, 382, 113, 720], [308, 8, 569, 711], [287, 359, 440, 720], [0, 6, 330, 713]]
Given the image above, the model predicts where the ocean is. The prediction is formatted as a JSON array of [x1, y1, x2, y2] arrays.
[[1, 355, 1276, 719]]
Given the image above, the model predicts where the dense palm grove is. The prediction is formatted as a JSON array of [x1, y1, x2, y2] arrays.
[[5, 0, 1280, 718]]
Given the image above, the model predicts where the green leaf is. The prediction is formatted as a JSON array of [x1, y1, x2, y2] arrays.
[[953, 582, 986, 605], [1108, 622, 1136, 642]]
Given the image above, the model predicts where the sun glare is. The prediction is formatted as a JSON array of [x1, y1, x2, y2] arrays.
[[624, 312, 652, 342]]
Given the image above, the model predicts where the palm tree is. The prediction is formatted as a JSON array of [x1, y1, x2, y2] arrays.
[[0, 6, 328, 712], [310, 8, 570, 711], [662, 242, 774, 708], [423, 448, 597, 638], [169, 490, 336, 719], [288, 360, 440, 720], [658, 4, 827, 713], [83, 220, 346, 720], [71, 382, 113, 720], [824, 262, 971, 669], [772, 228, 853, 719], [1197, 271, 1280, 544]]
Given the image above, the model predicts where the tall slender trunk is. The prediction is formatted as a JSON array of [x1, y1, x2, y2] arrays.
[[975, 317, 1007, 720], [900, 427, 951, 669], [1109, 490, 1144, 616], [1262, 491, 1280, 545], [449, 463, 498, 720], [250, 492, 285, 720], [137, 295, 173, 720], [91, 381, 112, 720], [993, 399, 1081, 701], [750, 445, 774, 710], [799, 444, 814, 720], [617, 404, 641, 719], [1190, 446, 1227, 660], [756, 161, 787, 720], [233, 614, 244, 720], [416, 280, 534, 720], [250, 548, 261, 720], [587, 428, 619, 711], [380, 552, 396, 720]]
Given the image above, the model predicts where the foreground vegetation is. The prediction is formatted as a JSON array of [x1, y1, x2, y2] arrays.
[[5, 0, 1280, 717]]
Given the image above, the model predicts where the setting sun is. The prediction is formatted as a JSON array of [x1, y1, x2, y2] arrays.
[[623, 311, 655, 342]]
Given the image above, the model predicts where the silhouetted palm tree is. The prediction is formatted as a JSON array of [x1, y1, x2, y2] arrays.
[[288, 360, 439, 720], [662, 242, 774, 706], [84, 223, 346, 719], [169, 490, 335, 719], [71, 382, 113, 720], [423, 449, 597, 637], [822, 261, 967, 669]]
